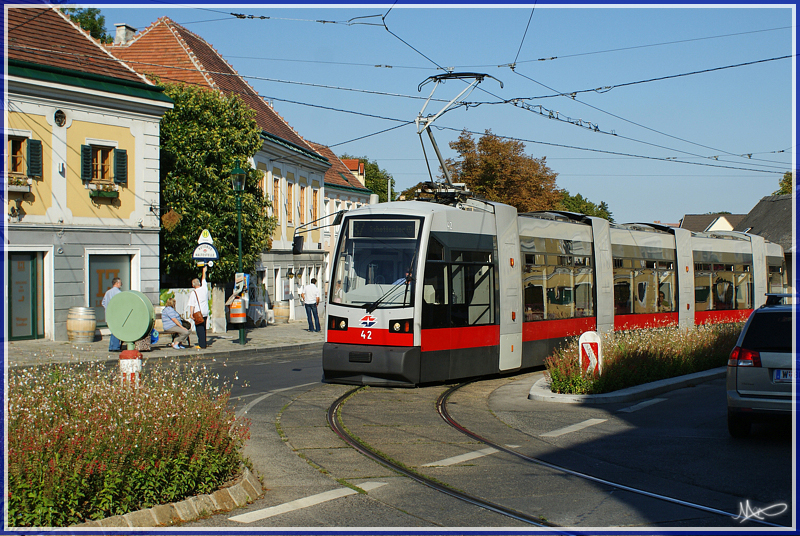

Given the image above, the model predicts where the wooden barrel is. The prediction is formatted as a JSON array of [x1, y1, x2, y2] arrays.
[[67, 307, 97, 343], [273, 302, 290, 323]]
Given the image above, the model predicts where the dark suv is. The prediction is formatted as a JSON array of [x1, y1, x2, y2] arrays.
[[726, 295, 795, 438]]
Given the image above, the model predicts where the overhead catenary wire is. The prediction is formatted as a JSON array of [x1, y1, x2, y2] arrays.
[[9, 27, 788, 175], [7, 42, 787, 175], [511, 6, 536, 67], [504, 55, 795, 168], [10, 10, 791, 167]]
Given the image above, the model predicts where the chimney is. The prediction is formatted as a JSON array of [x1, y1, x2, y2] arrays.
[[114, 23, 137, 45]]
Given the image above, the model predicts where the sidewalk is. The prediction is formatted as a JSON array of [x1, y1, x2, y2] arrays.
[[5, 319, 322, 368]]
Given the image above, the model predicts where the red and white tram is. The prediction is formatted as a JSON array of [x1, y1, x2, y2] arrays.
[[320, 195, 785, 387]]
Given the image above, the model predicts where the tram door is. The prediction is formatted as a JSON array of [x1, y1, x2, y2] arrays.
[[8, 253, 44, 340]]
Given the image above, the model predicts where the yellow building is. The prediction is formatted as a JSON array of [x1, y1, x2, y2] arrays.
[[6, 7, 172, 340]]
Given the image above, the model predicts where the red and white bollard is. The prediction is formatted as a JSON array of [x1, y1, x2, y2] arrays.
[[119, 349, 142, 387]]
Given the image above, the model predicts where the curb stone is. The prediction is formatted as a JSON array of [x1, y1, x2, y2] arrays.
[[69, 467, 263, 528], [528, 367, 727, 404]]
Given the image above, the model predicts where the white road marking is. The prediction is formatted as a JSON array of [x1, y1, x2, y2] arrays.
[[235, 382, 318, 417], [422, 445, 521, 467], [540, 418, 607, 438], [229, 482, 387, 523], [618, 398, 667, 413]]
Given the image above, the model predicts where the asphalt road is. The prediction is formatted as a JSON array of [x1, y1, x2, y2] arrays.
[[190, 348, 794, 530]]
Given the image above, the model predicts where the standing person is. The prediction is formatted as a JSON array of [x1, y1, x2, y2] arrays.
[[301, 277, 321, 332], [187, 264, 210, 349], [161, 298, 191, 349], [102, 277, 123, 351]]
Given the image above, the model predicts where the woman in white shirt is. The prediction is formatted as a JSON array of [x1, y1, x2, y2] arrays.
[[187, 264, 210, 349]]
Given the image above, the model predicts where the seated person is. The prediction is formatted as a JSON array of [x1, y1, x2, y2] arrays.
[[162, 298, 191, 349]]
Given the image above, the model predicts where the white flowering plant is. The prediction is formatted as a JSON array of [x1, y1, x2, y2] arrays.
[[7, 360, 250, 527], [545, 322, 743, 395]]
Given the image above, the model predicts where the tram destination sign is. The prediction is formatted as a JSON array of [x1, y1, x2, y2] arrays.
[[352, 219, 417, 239]]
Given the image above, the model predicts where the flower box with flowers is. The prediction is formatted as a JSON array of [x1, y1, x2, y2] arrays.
[[7, 176, 32, 193], [88, 183, 119, 198]]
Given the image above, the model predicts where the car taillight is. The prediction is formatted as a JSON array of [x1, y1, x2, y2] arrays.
[[728, 346, 762, 367]]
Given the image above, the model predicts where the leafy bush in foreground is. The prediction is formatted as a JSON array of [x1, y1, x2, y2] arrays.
[[545, 323, 743, 395], [7, 360, 250, 527]]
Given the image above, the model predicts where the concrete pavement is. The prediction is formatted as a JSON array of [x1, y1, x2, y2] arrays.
[[5, 318, 323, 368]]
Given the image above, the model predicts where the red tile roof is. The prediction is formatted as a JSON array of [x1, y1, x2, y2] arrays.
[[308, 143, 371, 192], [341, 159, 364, 174], [7, 7, 148, 84], [109, 17, 317, 155]]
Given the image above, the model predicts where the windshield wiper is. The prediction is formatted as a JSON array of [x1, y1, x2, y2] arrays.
[[364, 274, 415, 313]]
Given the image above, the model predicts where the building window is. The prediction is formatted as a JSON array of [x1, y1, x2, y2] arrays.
[[9, 138, 25, 174], [300, 185, 306, 225], [287, 183, 294, 225], [312, 189, 319, 221], [81, 144, 127, 184], [272, 177, 280, 223], [94, 146, 112, 181], [7, 137, 42, 180]]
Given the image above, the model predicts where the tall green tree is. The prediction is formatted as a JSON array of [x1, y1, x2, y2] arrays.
[[63, 7, 112, 43], [339, 154, 395, 202], [558, 190, 614, 222], [446, 130, 562, 213], [158, 82, 276, 285], [774, 170, 796, 195]]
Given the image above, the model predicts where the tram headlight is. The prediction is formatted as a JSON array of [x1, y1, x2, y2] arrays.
[[391, 319, 413, 334], [329, 315, 348, 331]]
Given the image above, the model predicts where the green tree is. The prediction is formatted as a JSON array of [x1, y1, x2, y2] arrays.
[[774, 170, 796, 195], [558, 190, 614, 222], [63, 7, 112, 43], [398, 181, 435, 201], [158, 82, 276, 285], [339, 154, 394, 202], [446, 130, 562, 213]]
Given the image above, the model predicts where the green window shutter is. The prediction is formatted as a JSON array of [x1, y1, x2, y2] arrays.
[[26, 139, 43, 178], [113, 149, 127, 184], [81, 145, 92, 181]]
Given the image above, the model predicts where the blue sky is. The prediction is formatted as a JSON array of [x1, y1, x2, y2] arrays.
[[98, 4, 795, 224]]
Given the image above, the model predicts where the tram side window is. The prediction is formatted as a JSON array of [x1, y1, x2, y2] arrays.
[[614, 257, 676, 315], [768, 264, 785, 293], [422, 260, 495, 329], [450, 262, 494, 327], [694, 261, 753, 311], [422, 262, 449, 329], [522, 248, 594, 321]]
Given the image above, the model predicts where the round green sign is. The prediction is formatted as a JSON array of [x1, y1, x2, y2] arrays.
[[106, 290, 155, 343]]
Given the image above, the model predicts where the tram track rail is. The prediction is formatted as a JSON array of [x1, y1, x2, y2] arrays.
[[326, 381, 788, 529], [326, 387, 557, 528], [436, 382, 786, 529]]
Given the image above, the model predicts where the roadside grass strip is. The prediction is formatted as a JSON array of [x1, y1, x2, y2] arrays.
[[229, 482, 387, 523], [540, 418, 607, 438]]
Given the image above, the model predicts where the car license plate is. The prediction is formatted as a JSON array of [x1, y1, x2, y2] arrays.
[[773, 369, 793, 383]]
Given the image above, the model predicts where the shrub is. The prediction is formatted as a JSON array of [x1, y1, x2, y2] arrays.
[[545, 323, 743, 395], [7, 360, 250, 527]]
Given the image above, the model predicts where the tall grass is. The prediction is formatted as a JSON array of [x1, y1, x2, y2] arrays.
[[7, 360, 250, 527], [545, 323, 743, 395]]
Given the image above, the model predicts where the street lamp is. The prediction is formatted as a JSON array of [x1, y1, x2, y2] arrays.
[[231, 160, 246, 345]]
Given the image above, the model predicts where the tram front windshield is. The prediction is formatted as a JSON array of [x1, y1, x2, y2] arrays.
[[331, 218, 421, 308]]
